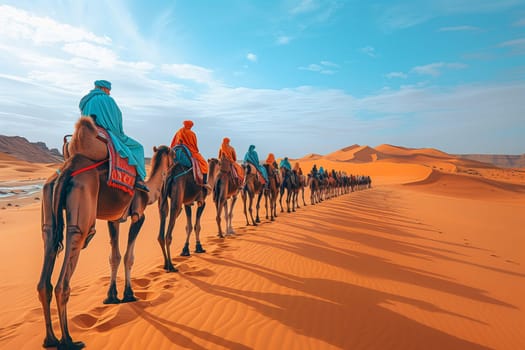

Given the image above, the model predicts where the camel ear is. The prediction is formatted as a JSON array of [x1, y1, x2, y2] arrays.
[[153, 146, 158, 152]]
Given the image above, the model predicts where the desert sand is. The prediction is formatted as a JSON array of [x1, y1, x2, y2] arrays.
[[0, 146, 524, 350]]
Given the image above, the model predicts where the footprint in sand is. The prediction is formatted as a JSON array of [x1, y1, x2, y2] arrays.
[[132, 277, 152, 288], [71, 291, 173, 331]]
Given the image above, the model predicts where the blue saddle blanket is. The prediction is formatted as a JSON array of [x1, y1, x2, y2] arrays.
[[173, 144, 192, 168]]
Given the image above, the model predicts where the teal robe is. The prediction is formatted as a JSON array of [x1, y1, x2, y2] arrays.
[[243, 145, 268, 182], [79, 88, 146, 179], [279, 158, 292, 171]]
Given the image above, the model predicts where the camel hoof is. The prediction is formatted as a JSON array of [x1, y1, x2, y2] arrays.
[[217, 233, 224, 238], [43, 335, 59, 348], [103, 296, 121, 304], [166, 265, 179, 273], [195, 243, 206, 253], [122, 287, 138, 303], [121, 295, 138, 303], [58, 339, 85, 350]]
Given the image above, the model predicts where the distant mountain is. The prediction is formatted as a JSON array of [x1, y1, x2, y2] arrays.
[[0, 135, 62, 163], [457, 154, 525, 169]]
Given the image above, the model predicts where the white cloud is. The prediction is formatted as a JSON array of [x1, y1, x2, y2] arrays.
[[499, 38, 525, 47], [246, 53, 257, 62], [299, 61, 338, 74], [290, 0, 319, 15], [277, 36, 292, 45], [0, 5, 111, 46], [438, 25, 480, 32], [360, 46, 377, 57], [411, 62, 467, 76], [161, 63, 214, 84], [386, 72, 408, 79]]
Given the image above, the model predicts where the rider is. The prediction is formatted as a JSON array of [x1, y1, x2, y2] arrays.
[[218, 137, 244, 184], [170, 120, 210, 192], [243, 145, 268, 188], [265, 153, 278, 169], [319, 165, 326, 179], [311, 164, 319, 180], [279, 156, 292, 171], [79, 80, 149, 192], [279, 156, 295, 187]]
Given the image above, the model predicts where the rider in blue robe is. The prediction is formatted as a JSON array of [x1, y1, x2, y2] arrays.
[[79, 80, 148, 191], [243, 145, 269, 184]]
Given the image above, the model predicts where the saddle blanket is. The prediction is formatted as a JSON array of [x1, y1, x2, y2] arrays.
[[173, 144, 203, 184], [97, 128, 136, 195]]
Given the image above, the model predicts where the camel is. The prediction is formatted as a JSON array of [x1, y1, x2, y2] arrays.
[[308, 174, 321, 205], [157, 145, 210, 272], [241, 163, 265, 226], [208, 156, 241, 238], [37, 116, 173, 349], [279, 167, 299, 213], [297, 172, 308, 207], [263, 163, 280, 221]]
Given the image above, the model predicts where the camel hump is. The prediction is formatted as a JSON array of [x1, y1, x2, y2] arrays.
[[76, 116, 98, 134], [67, 116, 108, 161]]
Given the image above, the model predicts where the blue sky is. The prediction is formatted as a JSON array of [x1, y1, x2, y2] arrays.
[[0, 0, 524, 159]]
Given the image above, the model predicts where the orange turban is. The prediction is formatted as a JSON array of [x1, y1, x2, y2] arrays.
[[223, 137, 230, 144], [183, 120, 194, 129]]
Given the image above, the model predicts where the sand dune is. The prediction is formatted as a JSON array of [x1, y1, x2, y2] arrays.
[[0, 146, 524, 350]]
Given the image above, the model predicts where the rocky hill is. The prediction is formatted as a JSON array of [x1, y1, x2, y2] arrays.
[[0, 135, 62, 163]]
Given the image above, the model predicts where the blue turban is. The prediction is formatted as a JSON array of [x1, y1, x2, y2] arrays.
[[94, 80, 112, 90]]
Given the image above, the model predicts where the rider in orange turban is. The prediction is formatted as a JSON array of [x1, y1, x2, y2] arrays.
[[218, 137, 244, 182], [170, 120, 209, 186]]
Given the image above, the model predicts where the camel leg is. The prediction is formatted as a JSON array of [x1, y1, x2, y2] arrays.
[[279, 187, 285, 212], [54, 224, 89, 350], [194, 203, 206, 253], [227, 195, 237, 235], [53, 175, 98, 349], [165, 201, 182, 270], [37, 177, 60, 348], [264, 193, 269, 220], [180, 205, 193, 256], [256, 191, 264, 223], [255, 194, 261, 223], [122, 214, 145, 302], [241, 190, 250, 226], [104, 221, 121, 304], [216, 198, 224, 238], [248, 192, 257, 226], [157, 196, 172, 271], [219, 200, 227, 237]]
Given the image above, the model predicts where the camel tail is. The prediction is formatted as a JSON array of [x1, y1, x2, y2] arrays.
[[51, 161, 74, 253]]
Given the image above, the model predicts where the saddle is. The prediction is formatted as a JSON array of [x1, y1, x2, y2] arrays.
[[172, 144, 203, 184]]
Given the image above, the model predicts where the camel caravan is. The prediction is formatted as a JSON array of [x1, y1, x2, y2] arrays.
[[37, 80, 372, 350]]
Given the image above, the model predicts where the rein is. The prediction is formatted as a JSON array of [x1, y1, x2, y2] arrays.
[[71, 159, 109, 177], [172, 165, 193, 180]]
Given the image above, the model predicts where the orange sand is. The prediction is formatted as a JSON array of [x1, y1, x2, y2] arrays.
[[0, 147, 524, 350]]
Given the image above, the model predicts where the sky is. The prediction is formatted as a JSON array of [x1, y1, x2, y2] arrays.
[[0, 0, 524, 159]]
